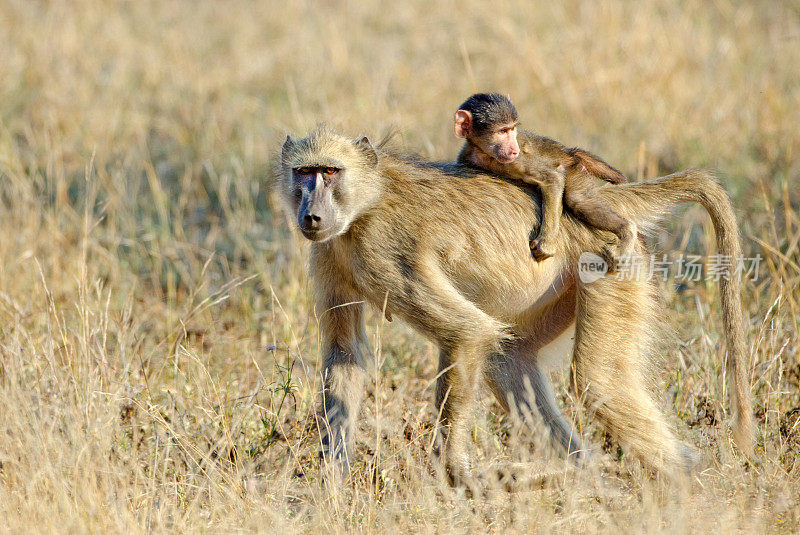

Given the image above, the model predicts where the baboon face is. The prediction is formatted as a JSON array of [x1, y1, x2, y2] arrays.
[[279, 129, 380, 242], [288, 165, 342, 241], [455, 109, 520, 164], [454, 93, 520, 164], [482, 121, 520, 163]]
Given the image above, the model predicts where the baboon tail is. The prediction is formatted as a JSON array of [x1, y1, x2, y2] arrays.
[[598, 169, 754, 455]]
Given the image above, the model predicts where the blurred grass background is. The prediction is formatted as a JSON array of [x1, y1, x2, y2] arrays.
[[0, 0, 798, 532]]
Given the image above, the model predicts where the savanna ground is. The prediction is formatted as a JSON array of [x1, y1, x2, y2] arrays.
[[0, 1, 798, 532]]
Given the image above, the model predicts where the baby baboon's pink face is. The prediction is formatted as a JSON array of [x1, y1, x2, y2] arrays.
[[454, 109, 520, 164], [486, 122, 520, 163]]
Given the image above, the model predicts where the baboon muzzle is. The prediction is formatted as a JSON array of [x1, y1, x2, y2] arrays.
[[298, 172, 329, 237]]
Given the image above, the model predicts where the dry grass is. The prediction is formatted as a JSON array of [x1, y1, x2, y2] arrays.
[[0, 0, 798, 532]]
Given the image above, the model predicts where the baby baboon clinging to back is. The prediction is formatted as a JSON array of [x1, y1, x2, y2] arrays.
[[454, 93, 636, 260], [278, 127, 752, 486]]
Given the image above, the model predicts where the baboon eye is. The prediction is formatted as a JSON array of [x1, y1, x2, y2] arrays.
[[297, 167, 311, 174], [324, 167, 338, 175]]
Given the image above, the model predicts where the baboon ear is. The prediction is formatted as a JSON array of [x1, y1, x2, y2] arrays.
[[282, 135, 295, 158], [355, 136, 378, 166], [454, 110, 472, 138]]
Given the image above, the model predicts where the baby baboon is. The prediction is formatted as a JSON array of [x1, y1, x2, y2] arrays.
[[278, 127, 752, 485], [455, 93, 635, 260]]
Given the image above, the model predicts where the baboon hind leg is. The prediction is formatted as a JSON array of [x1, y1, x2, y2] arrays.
[[572, 276, 698, 474], [564, 182, 637, 259], [435, 345, 486, 484], [486, 352, 587, 461], [410, 261, 506, 485]]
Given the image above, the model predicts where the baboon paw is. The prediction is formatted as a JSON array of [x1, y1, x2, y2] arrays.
[[319, 438, 354, 484], [446, 465, 481, 497], [319, 456, 351, 488], [530, 239, 555, 260], [435, 451, 477, 491]]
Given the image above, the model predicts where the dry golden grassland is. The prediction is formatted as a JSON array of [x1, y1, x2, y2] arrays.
[[0, 1, 798, 532]]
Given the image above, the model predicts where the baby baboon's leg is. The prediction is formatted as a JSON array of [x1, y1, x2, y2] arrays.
[[486, 351, 587, 461], [525, 165, 566, 260], [564, 179, 637, 258], [572, 276, 698, 474]]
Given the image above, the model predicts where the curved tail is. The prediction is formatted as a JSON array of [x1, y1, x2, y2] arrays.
[[598, 169, 753, 455]]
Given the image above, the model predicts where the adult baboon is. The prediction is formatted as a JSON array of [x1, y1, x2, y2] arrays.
[[277, 127, 752, 483]]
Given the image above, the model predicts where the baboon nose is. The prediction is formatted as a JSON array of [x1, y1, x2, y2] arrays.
[[301, 213, 321, 230]]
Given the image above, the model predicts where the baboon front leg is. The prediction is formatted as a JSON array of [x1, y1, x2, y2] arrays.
[[564, 184, 637, 259], [321, 344, 366, 469], [525, 165, 566, 260], [318, 299, 369, 476], [572, 278, 698, 474], [486, 352, 587, 462]]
